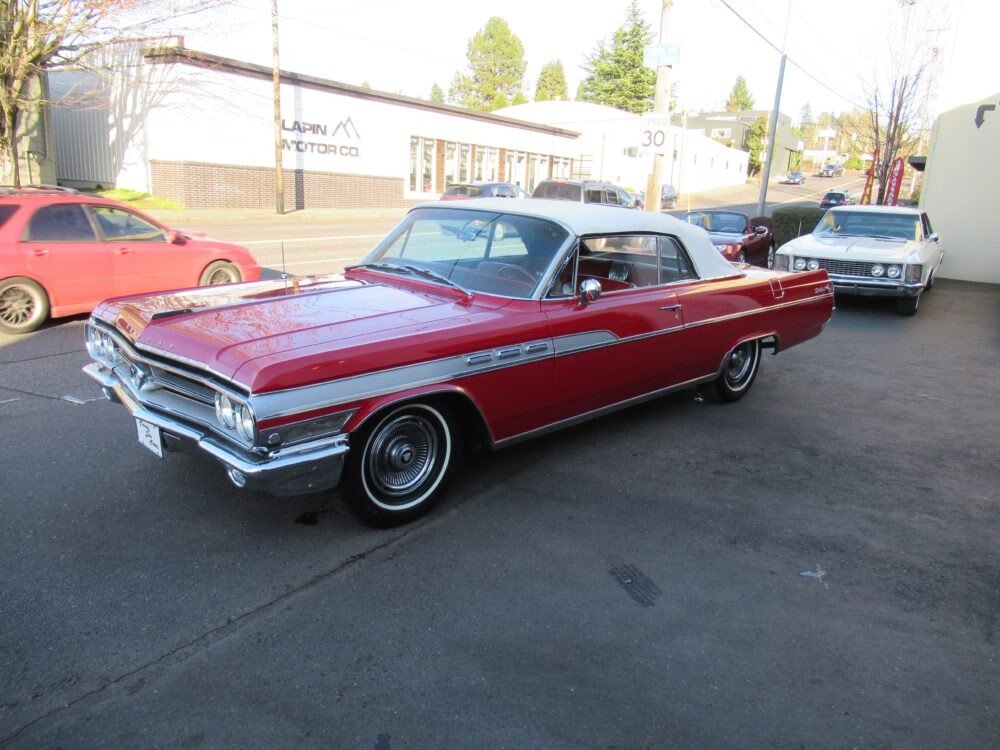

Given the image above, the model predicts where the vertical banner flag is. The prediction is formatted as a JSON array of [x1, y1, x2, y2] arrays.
[[885, 157, 905, 206]]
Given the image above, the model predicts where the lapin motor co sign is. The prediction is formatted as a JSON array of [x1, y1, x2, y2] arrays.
[[281, 117, 361, 157]]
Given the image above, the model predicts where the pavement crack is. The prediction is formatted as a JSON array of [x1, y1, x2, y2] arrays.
[[0, 521, 430, 746]]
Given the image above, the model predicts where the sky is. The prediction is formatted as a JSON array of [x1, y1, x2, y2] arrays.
[[172, 0, 997, 124]]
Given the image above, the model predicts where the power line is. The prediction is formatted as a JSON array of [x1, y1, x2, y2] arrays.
[[715, 0, 867, 111]]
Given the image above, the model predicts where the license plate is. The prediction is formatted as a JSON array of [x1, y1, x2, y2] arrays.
[[135, 418, 163, 458]]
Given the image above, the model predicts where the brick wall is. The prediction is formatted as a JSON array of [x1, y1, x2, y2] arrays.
[[150, 160, 410, 210]]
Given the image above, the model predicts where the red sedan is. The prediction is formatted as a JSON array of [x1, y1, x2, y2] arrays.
[[0, 188, 260, 335]]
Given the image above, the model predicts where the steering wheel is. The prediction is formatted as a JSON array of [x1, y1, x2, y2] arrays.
[[493, 263, 537, 284]]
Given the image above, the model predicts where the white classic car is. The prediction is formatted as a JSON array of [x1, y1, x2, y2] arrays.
[[774, 205, 944, 315]]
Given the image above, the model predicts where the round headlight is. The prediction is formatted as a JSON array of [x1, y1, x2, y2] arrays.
[[871, 264, 885, 277], [236, 403, 256, 443], [887, 265, 901, 279], [85, 326, 101, 358], [104, 334, 122, 364], [807, 259, 820, 271], [215, 393, 237, 430], [793, 258, 807, 271]]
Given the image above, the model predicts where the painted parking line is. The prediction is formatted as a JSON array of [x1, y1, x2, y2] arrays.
[[0, 397, 21, 405]]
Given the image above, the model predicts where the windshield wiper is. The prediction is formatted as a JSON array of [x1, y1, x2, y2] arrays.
[[344, 261, 412, 274], [402, 265, 473, 299]]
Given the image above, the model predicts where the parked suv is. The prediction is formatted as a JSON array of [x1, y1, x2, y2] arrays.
[[532, 179, 637, 208], [820, 163, 845, 177], [0, 186, 260, 335]]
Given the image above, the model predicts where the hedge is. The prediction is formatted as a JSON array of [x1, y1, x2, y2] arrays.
[[771, 206, 826, 250]]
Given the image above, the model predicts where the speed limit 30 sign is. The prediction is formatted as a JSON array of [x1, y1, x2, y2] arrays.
[[639, 114, 671, 154]]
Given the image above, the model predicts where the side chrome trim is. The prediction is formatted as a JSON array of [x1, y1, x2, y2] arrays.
[[493, 371, 719, 448], [552, 330, 619, 354], [682, 293, 834, 330], [253, 339, 553, 421]]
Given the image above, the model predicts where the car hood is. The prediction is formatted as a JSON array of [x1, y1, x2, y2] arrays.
[[780, 234, 919, 262], [94, 274, 513, 393]]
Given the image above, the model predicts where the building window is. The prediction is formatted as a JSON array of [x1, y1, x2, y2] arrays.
[[444, 142, 457, 186], [710, 128, 731, 139], [410, 136, 437, 194], [460, 144, 470, 182]]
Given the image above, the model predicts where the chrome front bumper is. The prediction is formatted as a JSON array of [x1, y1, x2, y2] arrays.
[[829, 275, 924, 298], [84, 363, 350, 497]]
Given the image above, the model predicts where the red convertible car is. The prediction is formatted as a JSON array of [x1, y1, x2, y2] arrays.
[[0, 188, 260, 335], [681, 210, 776, 268], [84, 200, 833, 526]]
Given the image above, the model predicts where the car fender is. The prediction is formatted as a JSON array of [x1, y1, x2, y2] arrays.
[[348, 384, 495, 445]]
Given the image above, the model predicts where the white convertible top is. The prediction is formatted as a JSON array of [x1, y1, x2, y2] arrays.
[[414, 198, 741, 280]]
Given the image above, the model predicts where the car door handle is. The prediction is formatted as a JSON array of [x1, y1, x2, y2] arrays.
[[116, 247, 132, 255], [31, 248, 49, 256], [660, 303, 683, 312]]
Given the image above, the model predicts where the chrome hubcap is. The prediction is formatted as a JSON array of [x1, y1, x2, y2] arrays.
[[0, 287, 34, 326], [725, 343, 754, 385], [208, 269, 235, 285], [366, 414, 438, 500]]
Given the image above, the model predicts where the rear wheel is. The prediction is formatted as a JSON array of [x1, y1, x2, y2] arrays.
[[199, 261, 242, 286], [342, 402, 458, 527], [0, 277, 49, 335], [703, 339, 762, 403]]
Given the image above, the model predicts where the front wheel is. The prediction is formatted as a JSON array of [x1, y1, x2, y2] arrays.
[[0, 277, 49, 335], [342, 402, 458, 527], [199, 261, 242, 286], [896, 295, 920, 316], [703, 339, 762, 403]]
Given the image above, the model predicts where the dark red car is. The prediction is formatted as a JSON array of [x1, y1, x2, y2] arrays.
[[0, 188, 260, 334], [680, 210, 776, 268]]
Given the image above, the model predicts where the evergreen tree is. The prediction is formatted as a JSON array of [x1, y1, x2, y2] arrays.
[[746, 115, 769, 174], [430, 83, 445, 103], [535, 60, 568, 101], [447, 17, 527, 111], [725, 76, 755, 112], [579, 0, 654, 114]]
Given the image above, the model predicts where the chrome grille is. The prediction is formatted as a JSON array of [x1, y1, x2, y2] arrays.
[[815, 259, 875, 277]]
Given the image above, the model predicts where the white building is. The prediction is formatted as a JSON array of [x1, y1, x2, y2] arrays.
[[49, 45, 580, 209], [921, 91, 1000, 283], [496, 101, 749, 196]]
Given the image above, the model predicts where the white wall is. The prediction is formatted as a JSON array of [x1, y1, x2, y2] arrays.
[[921, 92, 1000, 284]]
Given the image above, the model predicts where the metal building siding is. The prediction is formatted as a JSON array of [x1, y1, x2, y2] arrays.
[[50, 72, 117, 184]]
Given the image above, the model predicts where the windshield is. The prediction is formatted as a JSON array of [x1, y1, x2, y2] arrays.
[[357, 207, 570, 298], [814, 211, 920, 240], [682, 211, 746, 234]]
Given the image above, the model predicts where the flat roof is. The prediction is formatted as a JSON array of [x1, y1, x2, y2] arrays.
[[143, 47, 581, 140]]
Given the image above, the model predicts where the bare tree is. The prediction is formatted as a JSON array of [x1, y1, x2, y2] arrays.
[[862, 0, 944, 204], [0, 0, 230, 186]]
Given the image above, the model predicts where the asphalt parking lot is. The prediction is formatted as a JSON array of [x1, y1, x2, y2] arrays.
[[1, 279, 998, 748]]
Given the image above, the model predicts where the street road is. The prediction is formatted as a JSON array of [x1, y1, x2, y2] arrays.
[[149, 174, 865, 278], [6, 176, 994, 749]]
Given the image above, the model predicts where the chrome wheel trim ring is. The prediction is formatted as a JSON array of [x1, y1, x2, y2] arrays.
[[0, 286, 37, 328], [724, 341, 759, 390], [207, 266, 238, 285], [361, 405, 451, 511]]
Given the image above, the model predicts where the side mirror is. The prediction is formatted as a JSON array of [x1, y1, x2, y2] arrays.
[[168, 231, 185, 245], [929, 232, 939, 242], [579, 278, 602, 306]]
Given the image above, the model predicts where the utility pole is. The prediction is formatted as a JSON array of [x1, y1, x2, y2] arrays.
[[645, 0, 673, 212], [755, 0, 792, 217], [271, 0, 284, 215]]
